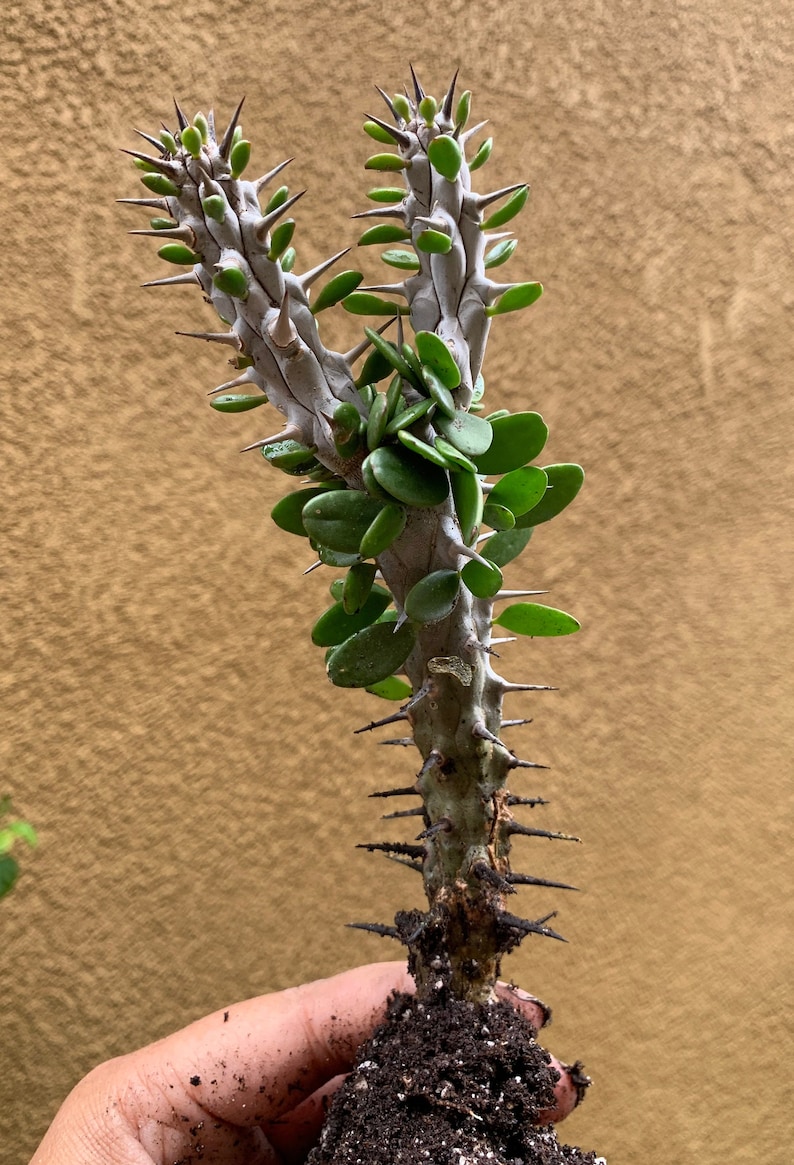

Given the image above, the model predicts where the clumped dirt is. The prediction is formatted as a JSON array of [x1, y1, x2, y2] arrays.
[[308, 992, 600, 1165]]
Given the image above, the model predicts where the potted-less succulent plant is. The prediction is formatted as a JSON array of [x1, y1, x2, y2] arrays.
[[121, 68, 601, 1165]]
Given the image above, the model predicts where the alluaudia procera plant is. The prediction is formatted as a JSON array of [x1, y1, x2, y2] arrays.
[[122, 72, 585, 1007]]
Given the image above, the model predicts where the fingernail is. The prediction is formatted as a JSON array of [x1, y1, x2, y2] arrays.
[[505, 984, 553, 1028], [560, 1060, 592, 1108]]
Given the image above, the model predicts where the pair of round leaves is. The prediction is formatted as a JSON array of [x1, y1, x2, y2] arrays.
[[301, 489, 406, 559]]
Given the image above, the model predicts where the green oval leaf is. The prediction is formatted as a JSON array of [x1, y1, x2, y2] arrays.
[[262, 440, 319, 475], [364, 120, 399, 144], [484, 238, 518, 269], [482, 526, 533, 567], [271, 485, 344, 537], [366, 391, 389, 451], [264, 185, 289, 214], [383, 397, 434, 436], [213, 267, 249, 299], [311, 270, 364, 314], [480, 185, 529, 231], [485, 281, 543, 318], [494, 603, 580, 637], [359, 501, 407, 557], [435, 409, 493, 457], [451, 471, 483, 545], [318, 546, 361, 568], [468, 137, 493, 172], [368, 187, 405, 203], [473, 412, 548, 475], [0, 855, 19, 899], [302, 490, 385, 554], [362, 327, 416, 381], [489, 466, 548, 516], [368, 445, 450, 507], [514, 464, 585, 528], [483, 502, 515, 531], [414, 332, 461, 389], [268, 219, 296, 261], [416, 229, 452, 254], [210, 393, 267, 413], [201, 195, 226, 223], [428, 134, 463, 181], [158, 243, 200, 265], [381, 248, 421, 271], [421, 365, 456, 418], [230, 138, 251, 178], [404, 570, 460, 624], [343, 562, 378, 614], [343, 292, 408, 316], [433, 436, 478, 474], [358, 224, 412, 246], [461, 557, 503, 598], [312, 589, 392, 647], [141, 173, 180, 197], [327, 621, 416, 688], [364, 153, 409, 172], [397, 429, 457, 469], [365, 676, 413, 701], [180, 125, 203, 158]]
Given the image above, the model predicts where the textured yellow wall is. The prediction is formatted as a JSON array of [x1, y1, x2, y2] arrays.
[[2, 1, 791, 1162]]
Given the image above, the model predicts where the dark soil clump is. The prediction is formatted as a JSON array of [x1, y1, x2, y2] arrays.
[[309, 992, 600, 1165]]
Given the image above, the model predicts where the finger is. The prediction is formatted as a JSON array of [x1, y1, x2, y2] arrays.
[[135, 960, 413, 1129], [495, 982, 589, 1123], [263, 1073, 346, 1165]]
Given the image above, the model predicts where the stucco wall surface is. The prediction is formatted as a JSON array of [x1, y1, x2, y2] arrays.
[[2, 1, 791, 1162]]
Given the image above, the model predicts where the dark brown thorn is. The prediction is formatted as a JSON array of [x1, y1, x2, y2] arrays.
[[508, 758, 550, 770], [354, 710, 409, 734], [498, 910, 567, 942], [356, 842, 425, 859], [472, 860, 516, 894], [472, 721, 508, 748], [346, 922, 401, 940], [255, 157, 294, 194], [218, 96, 246, 158], [374, 85, 400, 121], [508, 822, 581, 842], [141, 272, 200, 288], [378, 737, 414, 747], [369, 786, 418, 799], [502, 718, 533, 728], [441, 69, 459, 120], [116, 197, 170, 210], [382, 806, 426, 820], [507, 872, 581, 891], [476, 182, 527, 211], [385, 855, 423, 875], [416, 818, 452, 841], [176, 330, 241, 349], [364, 112, 412, 149], [344, 318, 394, 365], [134, 129, 167, 154], [173, 99, 189, 130], [351, 205, 406, 221], [417, 749, 443, 777], [406, 914, 431, 945], [121, 148, 180, 175], [255, 189, 306, 239], [408, 63, 425, 102], [506, 795, 550, 808]]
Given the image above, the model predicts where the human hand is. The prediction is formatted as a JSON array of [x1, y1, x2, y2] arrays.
[[30, 962, 584, 1165]]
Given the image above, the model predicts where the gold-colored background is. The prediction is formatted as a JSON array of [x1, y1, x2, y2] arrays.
[[2, 1, 791, 1161]]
